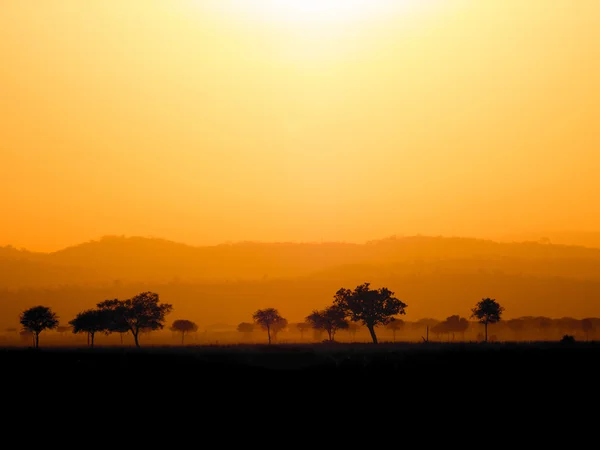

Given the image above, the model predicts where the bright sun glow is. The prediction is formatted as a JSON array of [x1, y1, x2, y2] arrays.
[[252, 0, 398, 23], [198, 0, 426, 26]]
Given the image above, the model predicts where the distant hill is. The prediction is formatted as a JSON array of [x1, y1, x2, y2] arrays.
[[497, 231, 600, 249], [3, 234, 600, 327], [2, 234, 600, 289]]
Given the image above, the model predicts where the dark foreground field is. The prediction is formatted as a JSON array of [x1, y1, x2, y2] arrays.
[[4, 342, 599, 412], [3, 341, 598, 380]]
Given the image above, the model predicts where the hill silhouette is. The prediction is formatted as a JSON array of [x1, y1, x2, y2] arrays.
[[497, 231, 600, 249], [3, 234, 600, 287], [2, 234, 600, 328]]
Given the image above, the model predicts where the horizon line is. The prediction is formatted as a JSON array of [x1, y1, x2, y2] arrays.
[[3, 230, 600, 254]]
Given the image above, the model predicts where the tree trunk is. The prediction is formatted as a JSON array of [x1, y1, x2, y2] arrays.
[[133, 331, 140, 348], [267, 326, 271, 344], [367, 325, 378, 344], [90, 332, 95, 348], [181, 332, 185, 346], [327, 329, 333, 341], [35, 332, 40, 349], [485, 322, 488, 342], [87, 333, 90, 347], [120, 333, 124, 345]]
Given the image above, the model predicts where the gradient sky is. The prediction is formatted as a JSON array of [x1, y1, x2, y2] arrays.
[[1, 0, 599, 251]]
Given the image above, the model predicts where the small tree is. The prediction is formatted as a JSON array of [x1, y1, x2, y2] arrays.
[[386, 319, 405, 342], [471, 298, 504, 342], [333, 283, 407, 344], [443, 315, 470, 341], [252, 308, 285, 344], [69, 309, 108, 348], [306, 306, 349, 342], [296, 322, 311, 341], [97, 292, 173, 348], [237, 322, 255, 341], [19, 306, 59, 348], [170, 319, 198, 345], [271, 318, 288, 342]]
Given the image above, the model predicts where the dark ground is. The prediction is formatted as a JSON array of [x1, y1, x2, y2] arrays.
[[3, 342, 598, 419], [3, 341, 598, 380]]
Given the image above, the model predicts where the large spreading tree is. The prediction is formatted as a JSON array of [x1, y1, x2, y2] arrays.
[[333, 283, 407, 344], [97, 292, 173, 347]]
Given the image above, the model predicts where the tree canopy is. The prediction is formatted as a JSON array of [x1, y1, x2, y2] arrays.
[[170, 319, 198, 345], [97, 292, 173, 347], [69, 309, 108, 348], [471, 298, 504, 342], [333, 283, 407, 344], [237, 322, 255, 333], [20, 306, 59, 348], [252, 308, 286, 344], [306, 306, 348, 342]]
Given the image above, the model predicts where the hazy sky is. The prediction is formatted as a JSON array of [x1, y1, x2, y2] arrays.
[[1, 0, 599, 251]]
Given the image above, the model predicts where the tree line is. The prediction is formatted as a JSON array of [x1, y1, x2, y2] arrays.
[[17, 281, 506, 348]]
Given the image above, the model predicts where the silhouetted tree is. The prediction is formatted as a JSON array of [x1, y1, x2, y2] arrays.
[[170, 319, 198, 345], [444, 315, 469, 341], [431, 322, 448, 341], [19, 306, 59, 348], [271, 318, 288, 342], [386, 319, 405, 342], [333, 283, 407, 344], [237, 322, 255, 341], [306, 306, 349, 342], [296, 322, 311, 340], [69, 309, 108, 348], [471, 298, 504, 342], [252, 308, 285, 344], [97, 292, 173, 348]]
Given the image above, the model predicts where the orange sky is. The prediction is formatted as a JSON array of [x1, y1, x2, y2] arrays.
[[1, 0, 599, 252]]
